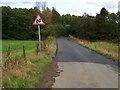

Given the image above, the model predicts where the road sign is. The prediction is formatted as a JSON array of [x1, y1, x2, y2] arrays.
[[32, 13, 45, 51], [32, 13, 45, 26]]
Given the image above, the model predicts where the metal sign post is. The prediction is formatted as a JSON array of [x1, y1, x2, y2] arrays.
[[38, 26, 41, 51], [32, 13, 45, 52]]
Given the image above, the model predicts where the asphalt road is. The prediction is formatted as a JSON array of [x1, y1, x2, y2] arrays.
[[52, 37, 118, 88]]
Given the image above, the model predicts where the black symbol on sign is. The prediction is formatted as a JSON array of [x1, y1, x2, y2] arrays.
[[36, 18, 41, 23]]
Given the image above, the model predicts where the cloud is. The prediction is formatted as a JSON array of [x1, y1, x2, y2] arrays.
[[0, 0, 34, 4], [87, 1, 98, 5], [87, 1, 117, 9], [22, 2, 33, 4], [0, 0, 119, 15], [71, 9, 82, 13], [0, 0, 17, 5], [119, 1, 120, 11], [0, 2, 16, 5], [0, 0, 47, 7], [102, 1, 117, 10]]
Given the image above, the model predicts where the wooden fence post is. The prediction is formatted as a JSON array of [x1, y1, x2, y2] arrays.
[[23, 45, 26, 60], [6, 46, 11, 60], [36, 43, 39, 55], [5, 46, 11, 68]]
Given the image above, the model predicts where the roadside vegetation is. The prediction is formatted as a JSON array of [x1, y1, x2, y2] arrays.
[[2, 37, 56, 88], [0, 40, 1, 55], [69, 35, 118, 62], [0, 40, 1, 89], [1, 1, 119, 88]]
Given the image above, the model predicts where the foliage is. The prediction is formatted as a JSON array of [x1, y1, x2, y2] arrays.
[[69, 35, 118, 62], [46, 24, 67, 37], [2, 6, 118, 41], [62, 8, 118, 41], [42, 8, 52, 25], [3, 37, 56, 88], [51, 7, 62, 24], [2, 6, 39, 40]]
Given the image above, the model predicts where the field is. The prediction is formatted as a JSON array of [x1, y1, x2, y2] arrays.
[[2, 37, 56, 88], [69, 35, 118, 62], [2, 40, 37, 59]]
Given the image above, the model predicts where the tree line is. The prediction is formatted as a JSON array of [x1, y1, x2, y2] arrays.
[[2, 6, 119, 41], [62, 8, 119, 41]]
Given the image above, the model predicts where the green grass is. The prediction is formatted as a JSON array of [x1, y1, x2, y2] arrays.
[[2, 40, 37, 54], [0, 39, 2, 53], [2, 40, 38, 61], [3, 55, 52, 88], [69, 35, 118, 62], [3, 37, 57, 88]]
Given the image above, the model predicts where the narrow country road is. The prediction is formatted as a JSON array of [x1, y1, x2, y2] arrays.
[[52, 37, 118, 88]]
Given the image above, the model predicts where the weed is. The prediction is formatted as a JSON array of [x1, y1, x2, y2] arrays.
[[2, 37, 56, 88], [69, 35, 118, 62]]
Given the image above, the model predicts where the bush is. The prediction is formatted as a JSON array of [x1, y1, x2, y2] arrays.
[[46, 24, 67, 37]]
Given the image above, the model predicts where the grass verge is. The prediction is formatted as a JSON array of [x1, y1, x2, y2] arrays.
[[2, 37, 56, 88], [69, 35, 118, 62]]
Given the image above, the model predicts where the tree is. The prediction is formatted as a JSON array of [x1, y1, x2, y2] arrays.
[[2, 6, 38, 40], [100, 7, 109, 19], [2, 6, 118, 41], [51, 7, 62, 24], [46, 24, 66, 37], [95, 8, 110, 40], [42, 1, 47, 11], [42, 7, 52, 24], [107, 13, 118, 39]]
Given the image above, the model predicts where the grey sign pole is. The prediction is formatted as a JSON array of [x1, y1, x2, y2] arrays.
[[33, 13, 45, 51], [38, 26, 41, 51]]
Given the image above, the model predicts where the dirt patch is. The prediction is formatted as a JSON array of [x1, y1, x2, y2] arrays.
[[37, 59, 59, 88]]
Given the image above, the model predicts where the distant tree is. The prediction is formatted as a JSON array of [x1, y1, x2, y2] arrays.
[[95, 8, 110, 40], [118, 12, 120, 41], [100, 8, 109, 19], [2, 6, 118, 41], [46, 24, 66, 37], [2, 6, 38, 40], [42, 1, 47, 11], [51, 7, 62, 24], [107, 13, 118, 39], [2, 6, 12, 39], [42, 7, 52, 24], [36, 1, 42, 11]]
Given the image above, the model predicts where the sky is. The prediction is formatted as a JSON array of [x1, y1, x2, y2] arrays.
[[0, 0, 119, 16]]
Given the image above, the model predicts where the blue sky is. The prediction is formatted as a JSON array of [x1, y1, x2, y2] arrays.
[[0, 0, 119, 16]]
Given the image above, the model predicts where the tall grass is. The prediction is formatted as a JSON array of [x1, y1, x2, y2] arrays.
[[69, 35, 118, 62], [2, 37, 56, 88], [0, 39, 2, 58], [0, 39, 2, 90], [0, 39, 2, 52]]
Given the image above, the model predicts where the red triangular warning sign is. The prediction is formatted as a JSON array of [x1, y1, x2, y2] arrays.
[[32, 13, 45, 26]]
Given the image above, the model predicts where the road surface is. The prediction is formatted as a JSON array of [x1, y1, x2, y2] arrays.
[[52, 37, 118, 88]]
